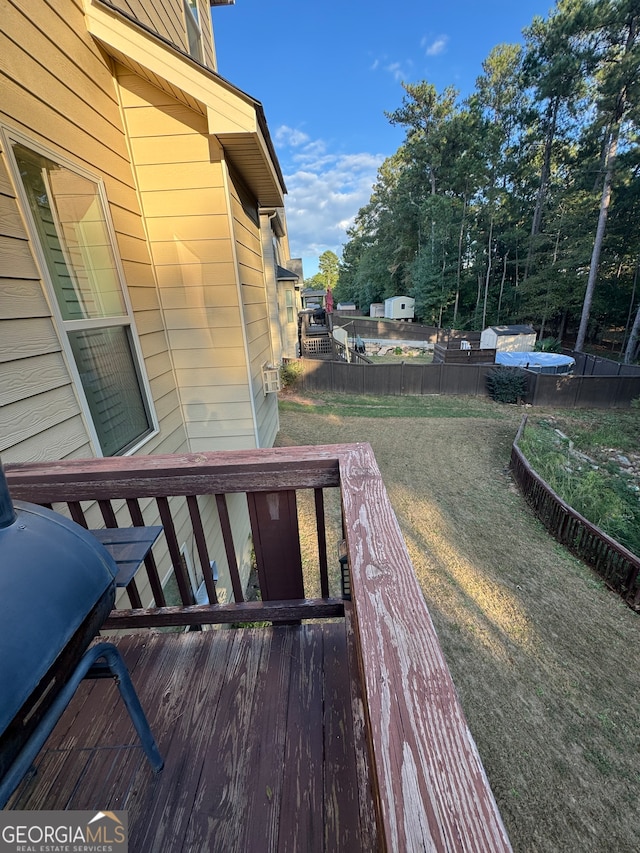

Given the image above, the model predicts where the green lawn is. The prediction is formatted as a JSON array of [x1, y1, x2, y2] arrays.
[[276, 394, 640, 853]]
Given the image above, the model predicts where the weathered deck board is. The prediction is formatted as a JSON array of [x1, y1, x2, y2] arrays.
[[323, 618, 365, 851], [278, 624, 325, 852], [8, 623, 375, 852], [243, 628, 294, 852]]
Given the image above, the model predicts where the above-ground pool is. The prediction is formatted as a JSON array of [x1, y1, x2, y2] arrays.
[[495, 351, 575, 374]]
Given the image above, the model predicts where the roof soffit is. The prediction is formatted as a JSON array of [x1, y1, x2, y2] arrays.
[[84, 0, 285, 205]]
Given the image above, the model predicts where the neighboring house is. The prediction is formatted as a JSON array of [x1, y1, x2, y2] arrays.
[[300, 288, 327, 309], [276, 261, 303, 359], [0, 0, 300, 606]]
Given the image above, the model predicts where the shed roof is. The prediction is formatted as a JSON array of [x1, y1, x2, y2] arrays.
[[488, 325, 535, 336]]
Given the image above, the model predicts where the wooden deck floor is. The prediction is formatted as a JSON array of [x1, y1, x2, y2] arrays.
[[8, 622, 377, 852]]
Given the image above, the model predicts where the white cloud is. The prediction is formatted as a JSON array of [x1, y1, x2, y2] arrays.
[[370, 55, 413, 82], [274, 125, 310, 148], [275, 128, 385, 275], [424, 35, 449, 56]]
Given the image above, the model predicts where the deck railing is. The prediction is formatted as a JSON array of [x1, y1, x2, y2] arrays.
[[511, 416, 640, 608], [5, 444, 511, 851], [5, 447, 345, 628]]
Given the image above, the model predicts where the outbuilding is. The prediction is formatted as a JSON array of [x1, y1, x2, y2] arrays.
[[480, 325, 536, 352], [384, 296, 415, 320]]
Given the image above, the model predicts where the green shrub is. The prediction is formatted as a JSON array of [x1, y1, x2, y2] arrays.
[[486, 366, 527, 403], [535, 337, 562, 353], [280, 360, 303, 389]]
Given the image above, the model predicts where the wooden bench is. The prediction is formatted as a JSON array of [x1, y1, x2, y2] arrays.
[[89, 526, 163, 608]]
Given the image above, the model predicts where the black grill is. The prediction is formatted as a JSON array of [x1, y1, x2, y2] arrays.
[[0, 461, 162, 805]]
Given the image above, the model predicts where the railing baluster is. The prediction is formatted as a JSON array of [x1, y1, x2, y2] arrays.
[[187, 495, 218, 605], [126, 498, 166, 607], [98, 499, 118, 529], [215, 493, 244, 603], [314, 488, 329, 598], [68, 501, 87, 528], [98, 499, 142, 608], [157, 496, 195, 606]]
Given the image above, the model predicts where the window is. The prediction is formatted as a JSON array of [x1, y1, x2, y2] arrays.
[[10, 140, 155, 456], [184, 0, 203, 62], [286, 289, 294, 323]]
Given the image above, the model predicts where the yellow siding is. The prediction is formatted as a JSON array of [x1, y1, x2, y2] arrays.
[[104, 0, 188, 56], [227, 177, 279, 448], [105, 0, 216, 71], [2, 418, 93, 464], [117, 65, 262, 452], [0, 352, 70, 406], [0, 0, 276, 605], [0, 386, 84, 452], [0, 0, 186, 464]]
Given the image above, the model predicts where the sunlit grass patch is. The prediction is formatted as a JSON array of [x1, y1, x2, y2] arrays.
[[280, 392, 510, 419]]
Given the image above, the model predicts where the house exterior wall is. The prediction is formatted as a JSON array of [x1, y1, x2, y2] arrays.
[[278, 259, 303, 359], [103, 0, 216, 70], [116, 66, 261, 452], [0, 0, 184, 465], [228, 179, 279, 449], [0, 0, 289, 606]]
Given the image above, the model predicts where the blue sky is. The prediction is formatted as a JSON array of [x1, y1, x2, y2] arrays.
[[212, 1, 556, 278]]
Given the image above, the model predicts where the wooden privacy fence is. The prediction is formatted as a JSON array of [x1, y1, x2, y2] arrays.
[[510, 416, 640, 610], [295, 359, 640, 408], [571, 351, 640, 377], [299, 360, 497, 397]]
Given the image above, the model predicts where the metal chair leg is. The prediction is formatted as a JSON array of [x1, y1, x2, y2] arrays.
[[0, 641, 163, 808]]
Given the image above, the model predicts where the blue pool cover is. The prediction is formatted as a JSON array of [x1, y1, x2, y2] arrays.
[[495, 351, 575, 374]]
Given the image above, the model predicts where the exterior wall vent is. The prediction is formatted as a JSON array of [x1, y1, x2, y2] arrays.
[[262, 364, 281, 394]]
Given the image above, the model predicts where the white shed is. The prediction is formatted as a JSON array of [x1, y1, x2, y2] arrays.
[[480, 325, 536, 352], [384, 296, 415, 320], [370, 302, 385, 318]]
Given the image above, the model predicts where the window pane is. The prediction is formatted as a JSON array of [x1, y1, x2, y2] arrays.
[[68, 327, 152, 456], [12, 144, 126, 321], [184, 0, 202, 60]]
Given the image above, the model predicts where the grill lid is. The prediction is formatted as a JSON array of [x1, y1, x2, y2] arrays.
[[0, 465, 118, 737]]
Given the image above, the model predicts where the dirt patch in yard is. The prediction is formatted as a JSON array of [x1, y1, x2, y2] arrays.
[[276, 399, 640, 853]]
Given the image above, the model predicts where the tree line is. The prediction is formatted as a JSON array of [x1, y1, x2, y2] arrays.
[[332, 0, 640, 361]]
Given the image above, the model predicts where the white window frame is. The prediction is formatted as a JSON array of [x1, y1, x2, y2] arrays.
[[184, 0, 203, 62], [2, 127, 159, 457]]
